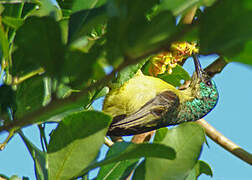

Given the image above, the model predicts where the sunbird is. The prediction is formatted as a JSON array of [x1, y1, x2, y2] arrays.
[[103, 54, 218, 136]]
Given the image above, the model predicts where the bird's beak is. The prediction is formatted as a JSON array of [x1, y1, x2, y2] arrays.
[[192, 53, 203, 79]]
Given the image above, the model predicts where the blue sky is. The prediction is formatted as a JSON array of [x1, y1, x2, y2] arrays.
[[0, 55, 252, 179]]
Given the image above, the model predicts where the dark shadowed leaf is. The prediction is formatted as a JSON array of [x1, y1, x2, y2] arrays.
[[105, 0, 160, 65], [68, 3, 107, 43], [199, 0, 252, 65], [105, 0, 179, 66], [125, 11, 177, 58], [13, 16, 65, 77], [15, 76, 44, 118], [62, 43, 105, 88], [0, 85, 16, 116], [18, 131, 48, 180], [133, 122, 205, 180], [47, 111, 111, 180]]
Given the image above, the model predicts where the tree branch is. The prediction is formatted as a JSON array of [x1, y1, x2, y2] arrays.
[[196, 119, 252, 165], [205, 56, 228, 78]]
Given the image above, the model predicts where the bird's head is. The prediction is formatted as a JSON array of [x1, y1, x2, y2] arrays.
[[189, 54, 218, 101]]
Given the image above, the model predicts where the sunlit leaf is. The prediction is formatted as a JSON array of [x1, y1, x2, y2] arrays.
[[80, 141, 175, 177], [133, 123, 205, 180], [47, 111, 112, 180], [13, 16, 65, 77], [96, 158, 139, 180], [19, 131, 48, 180]]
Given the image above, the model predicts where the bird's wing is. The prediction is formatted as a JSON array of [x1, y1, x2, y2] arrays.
[[107, 90, 180, 136]]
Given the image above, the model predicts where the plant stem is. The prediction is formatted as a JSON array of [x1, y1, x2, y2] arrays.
[[12, 67, 45, 85], [38, 124, 48, 152], [196, 119, 252, 165], [104, 137, 114, 147]]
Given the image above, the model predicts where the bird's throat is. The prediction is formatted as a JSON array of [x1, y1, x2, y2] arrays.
[[174, 89, 218, 124]]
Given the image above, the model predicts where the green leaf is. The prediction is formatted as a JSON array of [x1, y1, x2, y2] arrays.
[[199, 0, 252, 65], [13, 16, 65, 77], [96, 158, 139, 180], [126, 11, 177, 57], [153, 127, 168, 143], [111, 59, 148, 88], [31, 0, 62, 20], [133, 122, 205, 180], [68, 5, 107, 43], [62, 44, 104, 88], [18, 131, 48, 180], [47, 111, 112, 180], [72, 0, 107, 13], [0, 24, 9, 60], [185, 160, 213, 180], [158, 65, 191, 87], [80, 141, 176, 177], [1, 3, 23, 18], [2, 16, 24, 30], [15, 76, 44, 118], [157, 0, 216, 16], [196, 160, 213, 177], [0, 85, 16, 116], [105, 0, 179, 65], [105, 0, 160, 64], [17, 87, 93, 126], [143, 64, 191, 87], [56, 0, 74, 10]]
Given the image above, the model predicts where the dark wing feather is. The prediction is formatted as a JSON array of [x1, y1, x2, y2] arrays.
[[107, 90, 180, 136]]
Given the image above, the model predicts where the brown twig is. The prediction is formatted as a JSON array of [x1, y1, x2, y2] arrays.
[[196, 119, 252, 165], [204, 56, 228, 77], [182, 5, 198, 24], [104, 137, 114, 147]]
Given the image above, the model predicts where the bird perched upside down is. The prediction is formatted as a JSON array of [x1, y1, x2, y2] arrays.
[[103, 54, 218, 136]]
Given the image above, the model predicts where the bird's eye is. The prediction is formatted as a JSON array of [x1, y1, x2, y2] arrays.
[[206, 80, 212, 86]]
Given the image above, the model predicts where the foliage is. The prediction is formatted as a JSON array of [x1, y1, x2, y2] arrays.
[[0, 0, 251, 179]]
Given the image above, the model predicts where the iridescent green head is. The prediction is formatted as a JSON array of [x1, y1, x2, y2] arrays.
[[190, 54, 218, 104]]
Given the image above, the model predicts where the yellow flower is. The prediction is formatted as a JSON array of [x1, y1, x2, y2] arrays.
[[149, 52, 174, 76], [148, 42, 199, 76], [171, 41, 199, 61]]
